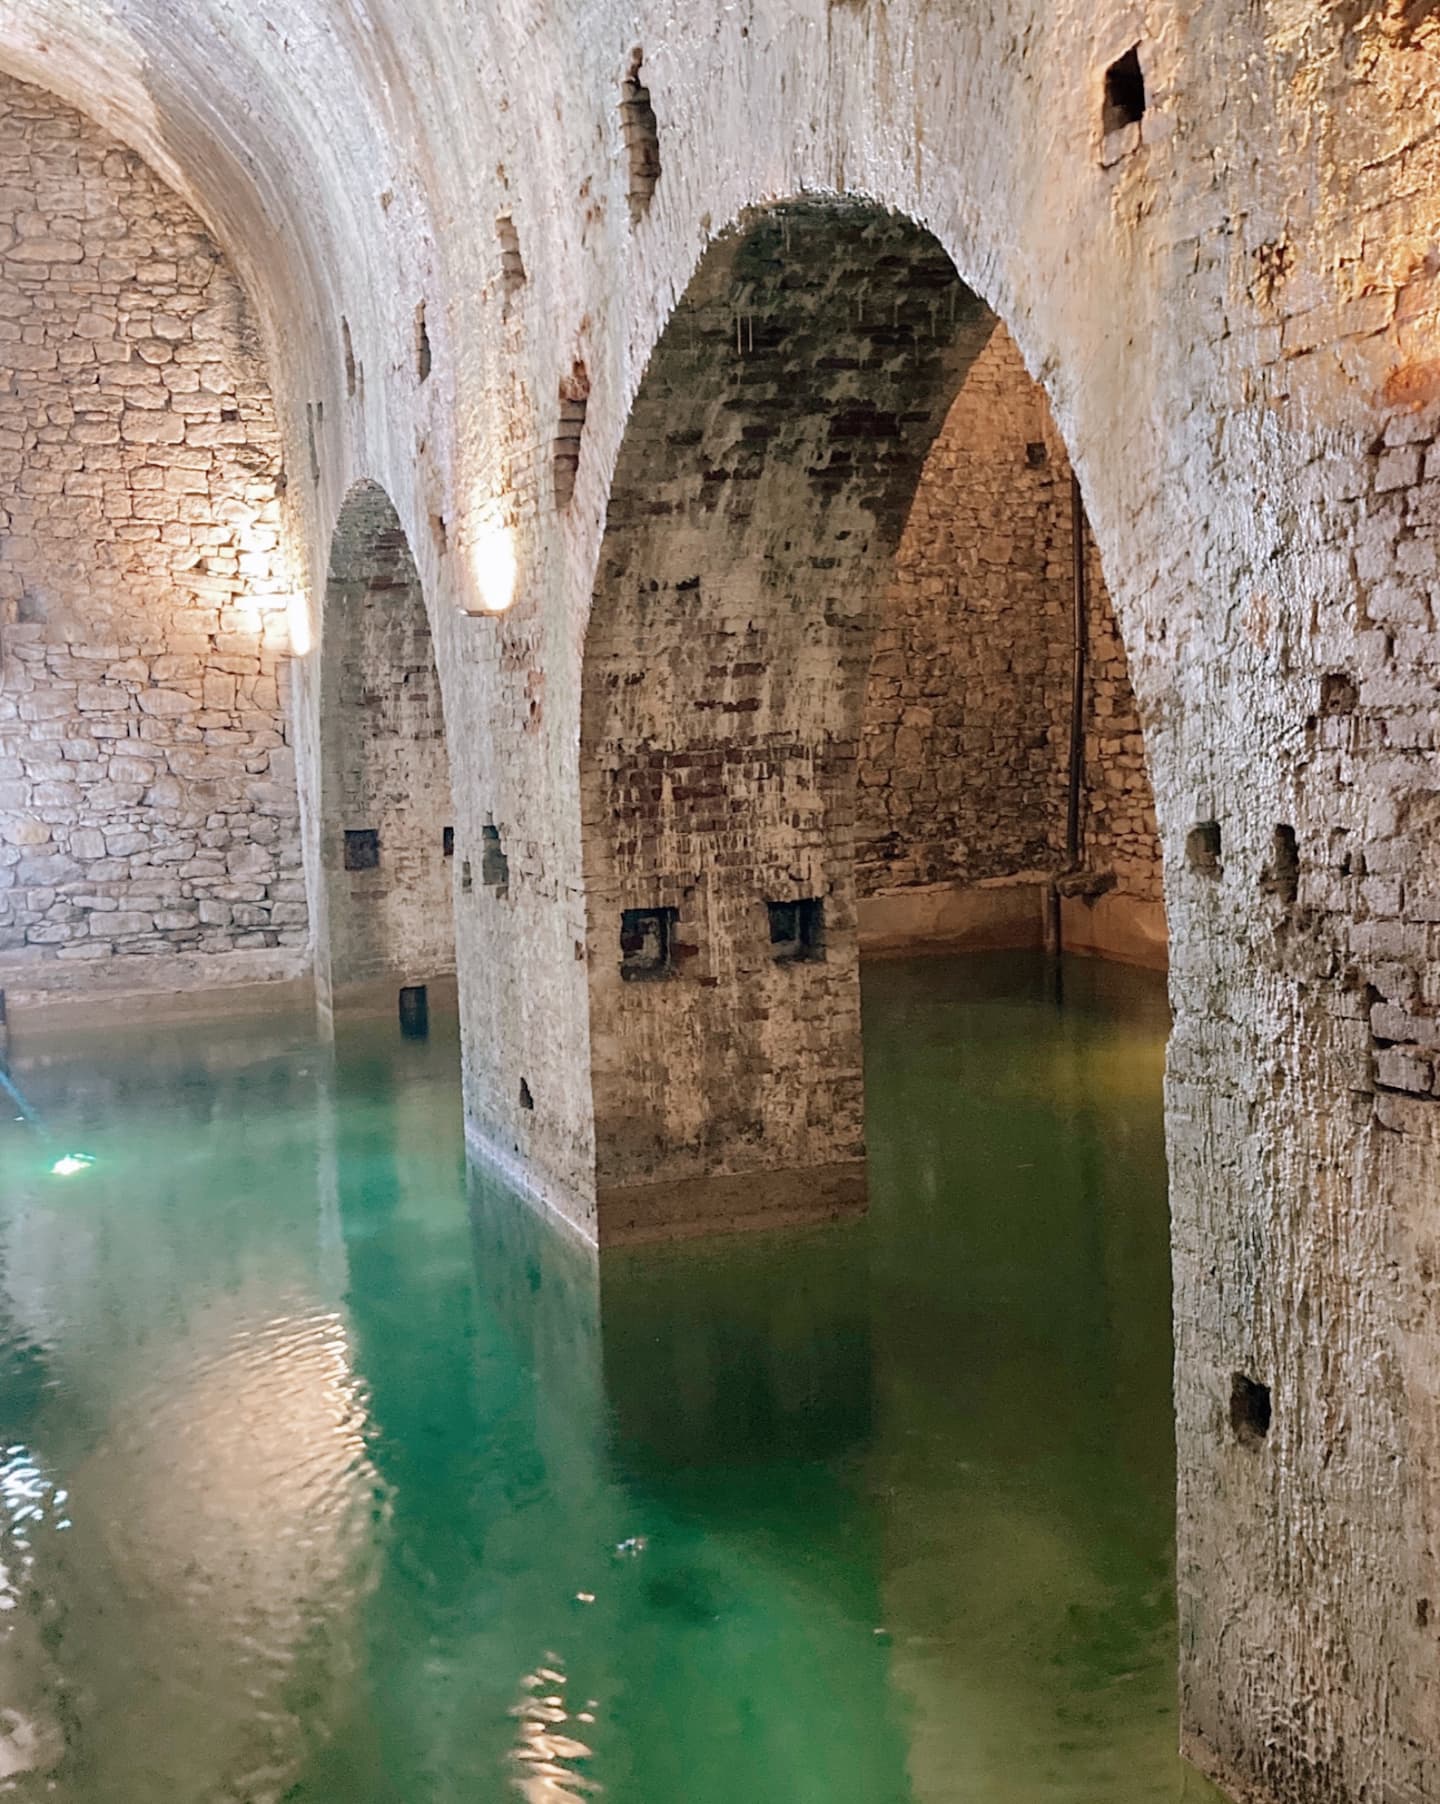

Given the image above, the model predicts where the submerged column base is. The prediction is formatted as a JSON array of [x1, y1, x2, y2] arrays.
[[1181, 1729, 1295, 1804], [596, 1160, 868, 1247], [321, 970, 459, 1023]]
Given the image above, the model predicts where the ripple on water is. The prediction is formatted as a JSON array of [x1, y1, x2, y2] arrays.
[[0, 1445, 67, 1788], [55, 1300, 384, 1799], [509, 1655, 603, 1801]]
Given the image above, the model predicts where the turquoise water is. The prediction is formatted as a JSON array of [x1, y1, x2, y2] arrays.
[[0, 953, 1223, 1803]]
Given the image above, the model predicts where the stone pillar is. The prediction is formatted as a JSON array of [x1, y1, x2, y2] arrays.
[[580, 201, 993, 1242]]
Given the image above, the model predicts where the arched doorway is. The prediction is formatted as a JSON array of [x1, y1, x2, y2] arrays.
[[857, 314, 1166, 970], [580, 198, 1162, 1244], [317, 481, 456, 1017]]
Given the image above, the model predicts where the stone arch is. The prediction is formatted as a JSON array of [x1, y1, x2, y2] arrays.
[[857, 315, 1166, 969], [580, 196, 1164, 1243], [317, 479, 456, 1015]]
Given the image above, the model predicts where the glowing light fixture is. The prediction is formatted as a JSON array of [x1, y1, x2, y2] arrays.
[[50, 1153, 94, 1178], [287, 592, 314, 656], [469, 521, 518, 614]]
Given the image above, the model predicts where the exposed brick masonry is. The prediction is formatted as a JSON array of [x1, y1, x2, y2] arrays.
[[582, 203, 995, 1232], [860, 322, 1161, 913]]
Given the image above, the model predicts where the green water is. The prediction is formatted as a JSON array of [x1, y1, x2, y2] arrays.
[[0, 953, 1224, 1803]]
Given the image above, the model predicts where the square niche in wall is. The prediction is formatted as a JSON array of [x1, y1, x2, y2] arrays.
[[768, 897, 824, 963], [620, 906, 677, 981], [344, 828, 380, 871]]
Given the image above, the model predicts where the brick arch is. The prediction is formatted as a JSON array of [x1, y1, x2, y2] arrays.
[[316, 479, 455, 1014], [579, 197, 1158, 1242]]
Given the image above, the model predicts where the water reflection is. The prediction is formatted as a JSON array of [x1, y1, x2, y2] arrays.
[[862, 954, 1184, 1803], [0, 1443, 65, 1785], [0, 1013, 376, 1801], [0, 957, 1222, 1804], [599, 1225, 875, 1473], [508, 1655, 602, 1800]]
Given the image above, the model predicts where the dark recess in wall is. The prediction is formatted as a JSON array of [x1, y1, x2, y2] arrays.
[[621, 49, 661, 222], [1102, 46, 1146, 133]]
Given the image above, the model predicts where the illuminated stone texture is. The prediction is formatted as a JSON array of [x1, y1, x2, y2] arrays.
[[0, 73, 301, 998], [0, 7, 1435, 1799]]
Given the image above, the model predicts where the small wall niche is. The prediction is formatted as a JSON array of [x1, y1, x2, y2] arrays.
[[554, 363, 590, 508], [497, 213, 526, 300], [442, 825, 455, 858], [344, 827, 380, 871], [415, 301, 432, 383], [341, 316, 357, 398], [1320, 671, 1358, 716], [621, 905, 677, 980], [461, 859, 473, 893], [1186, 821, 1222, 877], [1102, 46, 1146, 134], [480, 822, 510, 896], [768, 897, 825, 963], [519, 1077, 535, 1111], [1262, 824, 1299, 905], [621, 49, 661, 223], [1229, 1372, 1272, 1448]]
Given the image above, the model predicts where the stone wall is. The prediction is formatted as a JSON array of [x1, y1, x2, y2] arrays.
[[581, 203, 993, 1241], [0, 72, 303, 999], [859, 323, 1162, 934], [317, 480, 454, 1009]]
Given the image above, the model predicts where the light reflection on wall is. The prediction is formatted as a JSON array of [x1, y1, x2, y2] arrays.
[[466, 516, 519, 614], [288, 590, 315, 656]]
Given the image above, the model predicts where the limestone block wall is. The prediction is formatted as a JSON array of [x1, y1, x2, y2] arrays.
[[0, 73, 303, 998], [858, 323, 1162, 920], [1084, 534, 1159, 904]]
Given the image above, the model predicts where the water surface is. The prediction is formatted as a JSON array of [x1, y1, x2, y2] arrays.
[[0, 953, 1223, 1803]]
